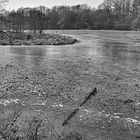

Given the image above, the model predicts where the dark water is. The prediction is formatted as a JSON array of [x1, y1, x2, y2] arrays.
[[0, 30, 140, 68]]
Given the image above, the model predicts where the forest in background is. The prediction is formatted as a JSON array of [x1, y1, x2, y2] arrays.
[[0, 0, 140, 33]]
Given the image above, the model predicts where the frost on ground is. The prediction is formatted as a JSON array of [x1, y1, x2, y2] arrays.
[[0, 54, 140, 140], [0, 99, 19, 106]]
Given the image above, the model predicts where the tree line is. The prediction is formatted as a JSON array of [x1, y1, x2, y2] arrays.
[[0, 0, 140, 33]]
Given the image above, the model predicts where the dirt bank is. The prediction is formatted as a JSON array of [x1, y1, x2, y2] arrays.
[[0, 32, 78, 46]]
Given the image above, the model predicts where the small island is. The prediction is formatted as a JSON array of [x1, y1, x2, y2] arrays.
[[0, 32, 78, 46]]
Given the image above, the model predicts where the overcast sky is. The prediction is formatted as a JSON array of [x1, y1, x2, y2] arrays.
[[6, 0, 104, 10]]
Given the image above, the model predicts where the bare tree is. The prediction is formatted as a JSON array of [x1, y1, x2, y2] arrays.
[[0, 0, 8, 13], [0, 0, 13, 45]]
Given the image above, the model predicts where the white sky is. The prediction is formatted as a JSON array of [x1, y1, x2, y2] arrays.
[[6, 0, 104, 10]]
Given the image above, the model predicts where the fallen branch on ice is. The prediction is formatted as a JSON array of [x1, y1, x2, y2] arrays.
[[62, 88, 98, 126]]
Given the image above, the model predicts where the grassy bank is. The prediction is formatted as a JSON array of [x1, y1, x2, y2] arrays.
[[0, 32, 78, 46]]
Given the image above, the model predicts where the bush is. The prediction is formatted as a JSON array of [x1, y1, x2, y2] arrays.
[[113, 23, 131, 30]]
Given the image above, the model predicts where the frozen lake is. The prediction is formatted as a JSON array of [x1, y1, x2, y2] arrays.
[[0, 30, 140, 68]]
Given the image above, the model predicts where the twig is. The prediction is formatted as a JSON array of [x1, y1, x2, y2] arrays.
[[35, 119, 42, 140], [39, 110, 60, 138], [62, 88, 98, 126]]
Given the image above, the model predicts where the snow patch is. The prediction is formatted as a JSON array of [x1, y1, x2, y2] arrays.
[[52, 103, 64, 108], [0, 99, 19, 106]]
